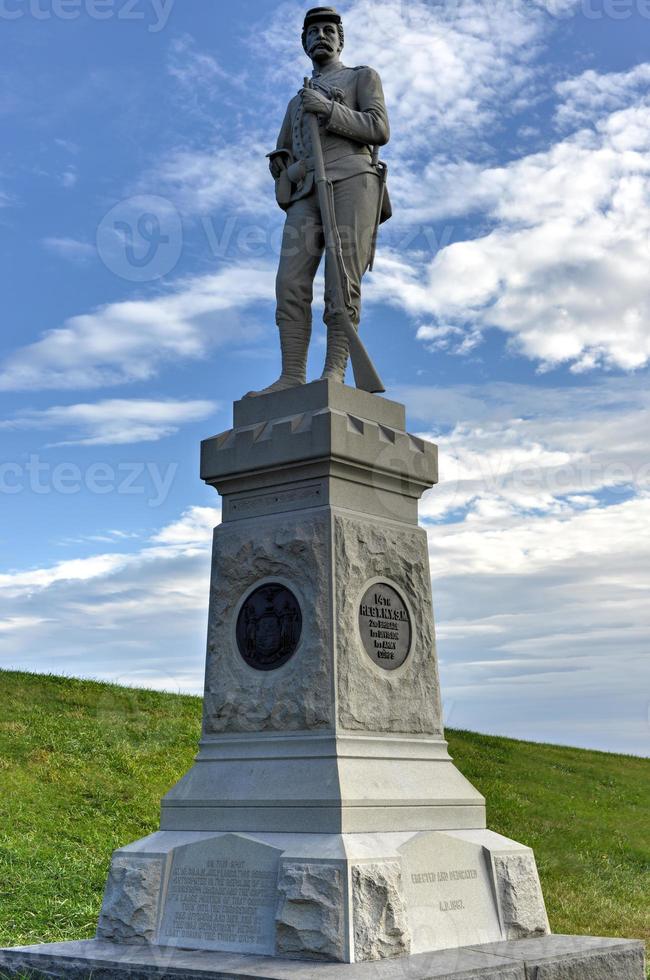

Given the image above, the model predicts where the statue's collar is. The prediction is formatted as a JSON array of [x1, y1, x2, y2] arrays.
[[312, 60, 346, 79]]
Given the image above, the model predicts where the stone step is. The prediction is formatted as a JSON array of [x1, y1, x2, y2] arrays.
[[0, 935, 645, 979]]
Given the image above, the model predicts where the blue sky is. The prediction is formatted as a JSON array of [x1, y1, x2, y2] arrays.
[[1, 0, 649, 756]]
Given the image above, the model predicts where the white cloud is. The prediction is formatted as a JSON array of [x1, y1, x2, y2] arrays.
[[59, 167, 78, 189], [428, 492, 650, 754], [168, 34, 247, 97], [429, 492, 650, 577], [0, 553, 135, 596], [42, 237, 95, 262], [0, 262, 276, 391], [54, 138, 80, 154], [0, 398, 219, 446], [152, 506, 218, 545], [399, 379, 650, 520], [368, 99, 650, 372], [534, 0, 583, 12], [143, 36, 260, 216], [151, 141, 272, 216], [0, 506, 219, 693], [347, 0, 544, 152], [0, 616, 48, 633], [555, 62, 650, 129]]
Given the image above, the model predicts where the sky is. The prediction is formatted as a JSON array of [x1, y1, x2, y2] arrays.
[[1, 0, 649, 757]]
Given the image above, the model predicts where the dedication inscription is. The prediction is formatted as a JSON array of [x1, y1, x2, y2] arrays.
[[400, 832, 503, 954], [158, 835, 281, 955], [358, 582, 412, 670], [236, 583, 302, 671]]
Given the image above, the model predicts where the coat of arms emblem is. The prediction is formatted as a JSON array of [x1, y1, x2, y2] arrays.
[[236, 584, 302, 671]]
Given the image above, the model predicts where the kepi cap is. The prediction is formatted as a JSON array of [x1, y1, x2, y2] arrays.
[[303, 6, 342, 30]]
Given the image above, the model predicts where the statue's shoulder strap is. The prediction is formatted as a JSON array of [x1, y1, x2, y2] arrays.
[[352, 65, 380, 78]]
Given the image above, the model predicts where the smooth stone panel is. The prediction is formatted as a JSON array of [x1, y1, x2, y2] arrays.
[[0, 936, 644, 978], [159, 803, 488, 835], [157, 834, 282, 956], [400, 832, 503, 954]]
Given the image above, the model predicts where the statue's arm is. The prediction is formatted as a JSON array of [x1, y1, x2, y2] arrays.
[[268, 104, 294, 180], [276, 104, 293, 153], [326, 67, 390, 147]]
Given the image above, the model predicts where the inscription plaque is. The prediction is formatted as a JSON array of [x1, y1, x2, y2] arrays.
[[227, 483, 323, 520], [400, 832, 503, 954], [158, 834, 281, 954], [236, 583, 302, 671], [358, 582, 412, 670]]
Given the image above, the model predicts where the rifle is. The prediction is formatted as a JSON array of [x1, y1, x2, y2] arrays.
[[303, 78, 385, 395]]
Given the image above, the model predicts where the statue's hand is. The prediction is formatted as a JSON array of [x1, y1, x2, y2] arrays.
[[269, 158, 284, 179], [302, 88, 333, 117]]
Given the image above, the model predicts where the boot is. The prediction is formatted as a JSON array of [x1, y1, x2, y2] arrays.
[[245, 319, 311, 398], [320, 318, 353, 384]]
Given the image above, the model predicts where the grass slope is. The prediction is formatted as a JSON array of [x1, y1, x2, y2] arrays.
[[1, 669, 648, 961]]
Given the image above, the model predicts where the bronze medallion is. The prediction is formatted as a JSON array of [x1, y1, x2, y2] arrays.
[[236, 583, 302, 671], [358, 582, 412, 670]]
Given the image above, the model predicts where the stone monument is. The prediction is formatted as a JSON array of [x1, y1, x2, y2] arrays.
[[94, 376, 555, 966], [0, 7, 645, 979]]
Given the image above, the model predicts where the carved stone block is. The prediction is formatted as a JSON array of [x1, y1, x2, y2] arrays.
[[275, 862, 346, 961], [493, 853, 550, 940], [351, 862, 411, 962], [96, 857, 163, 945], [203, 512, 333, 734]]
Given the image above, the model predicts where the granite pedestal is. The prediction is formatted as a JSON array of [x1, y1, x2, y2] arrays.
[[0, 382, 644, 977]]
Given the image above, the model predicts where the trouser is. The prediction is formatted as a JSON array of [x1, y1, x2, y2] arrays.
[[275, 172, 381, 378]]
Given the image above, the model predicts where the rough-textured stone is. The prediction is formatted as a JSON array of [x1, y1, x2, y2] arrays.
[[203, 512, 333, 734], [96, 857, 164, 945], [493, 853, 549, 940], [352, 862, 411, 962], [275, 862, 346, 961], [334, 514, 443, 735]]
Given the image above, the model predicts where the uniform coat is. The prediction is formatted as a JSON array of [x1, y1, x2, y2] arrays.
[[273, 61, 391, 332]]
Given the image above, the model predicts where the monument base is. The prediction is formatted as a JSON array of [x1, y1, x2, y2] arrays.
[[91, 828, 550, 962], [0, 936, 644, 979]]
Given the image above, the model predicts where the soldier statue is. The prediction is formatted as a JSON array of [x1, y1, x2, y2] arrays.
[[247, 5, 391, 397]]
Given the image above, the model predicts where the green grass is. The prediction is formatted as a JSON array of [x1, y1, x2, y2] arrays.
[[1, 669, 648, 964]]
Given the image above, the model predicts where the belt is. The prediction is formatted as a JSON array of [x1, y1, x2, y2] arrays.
[[303, 146, 373, 173]]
